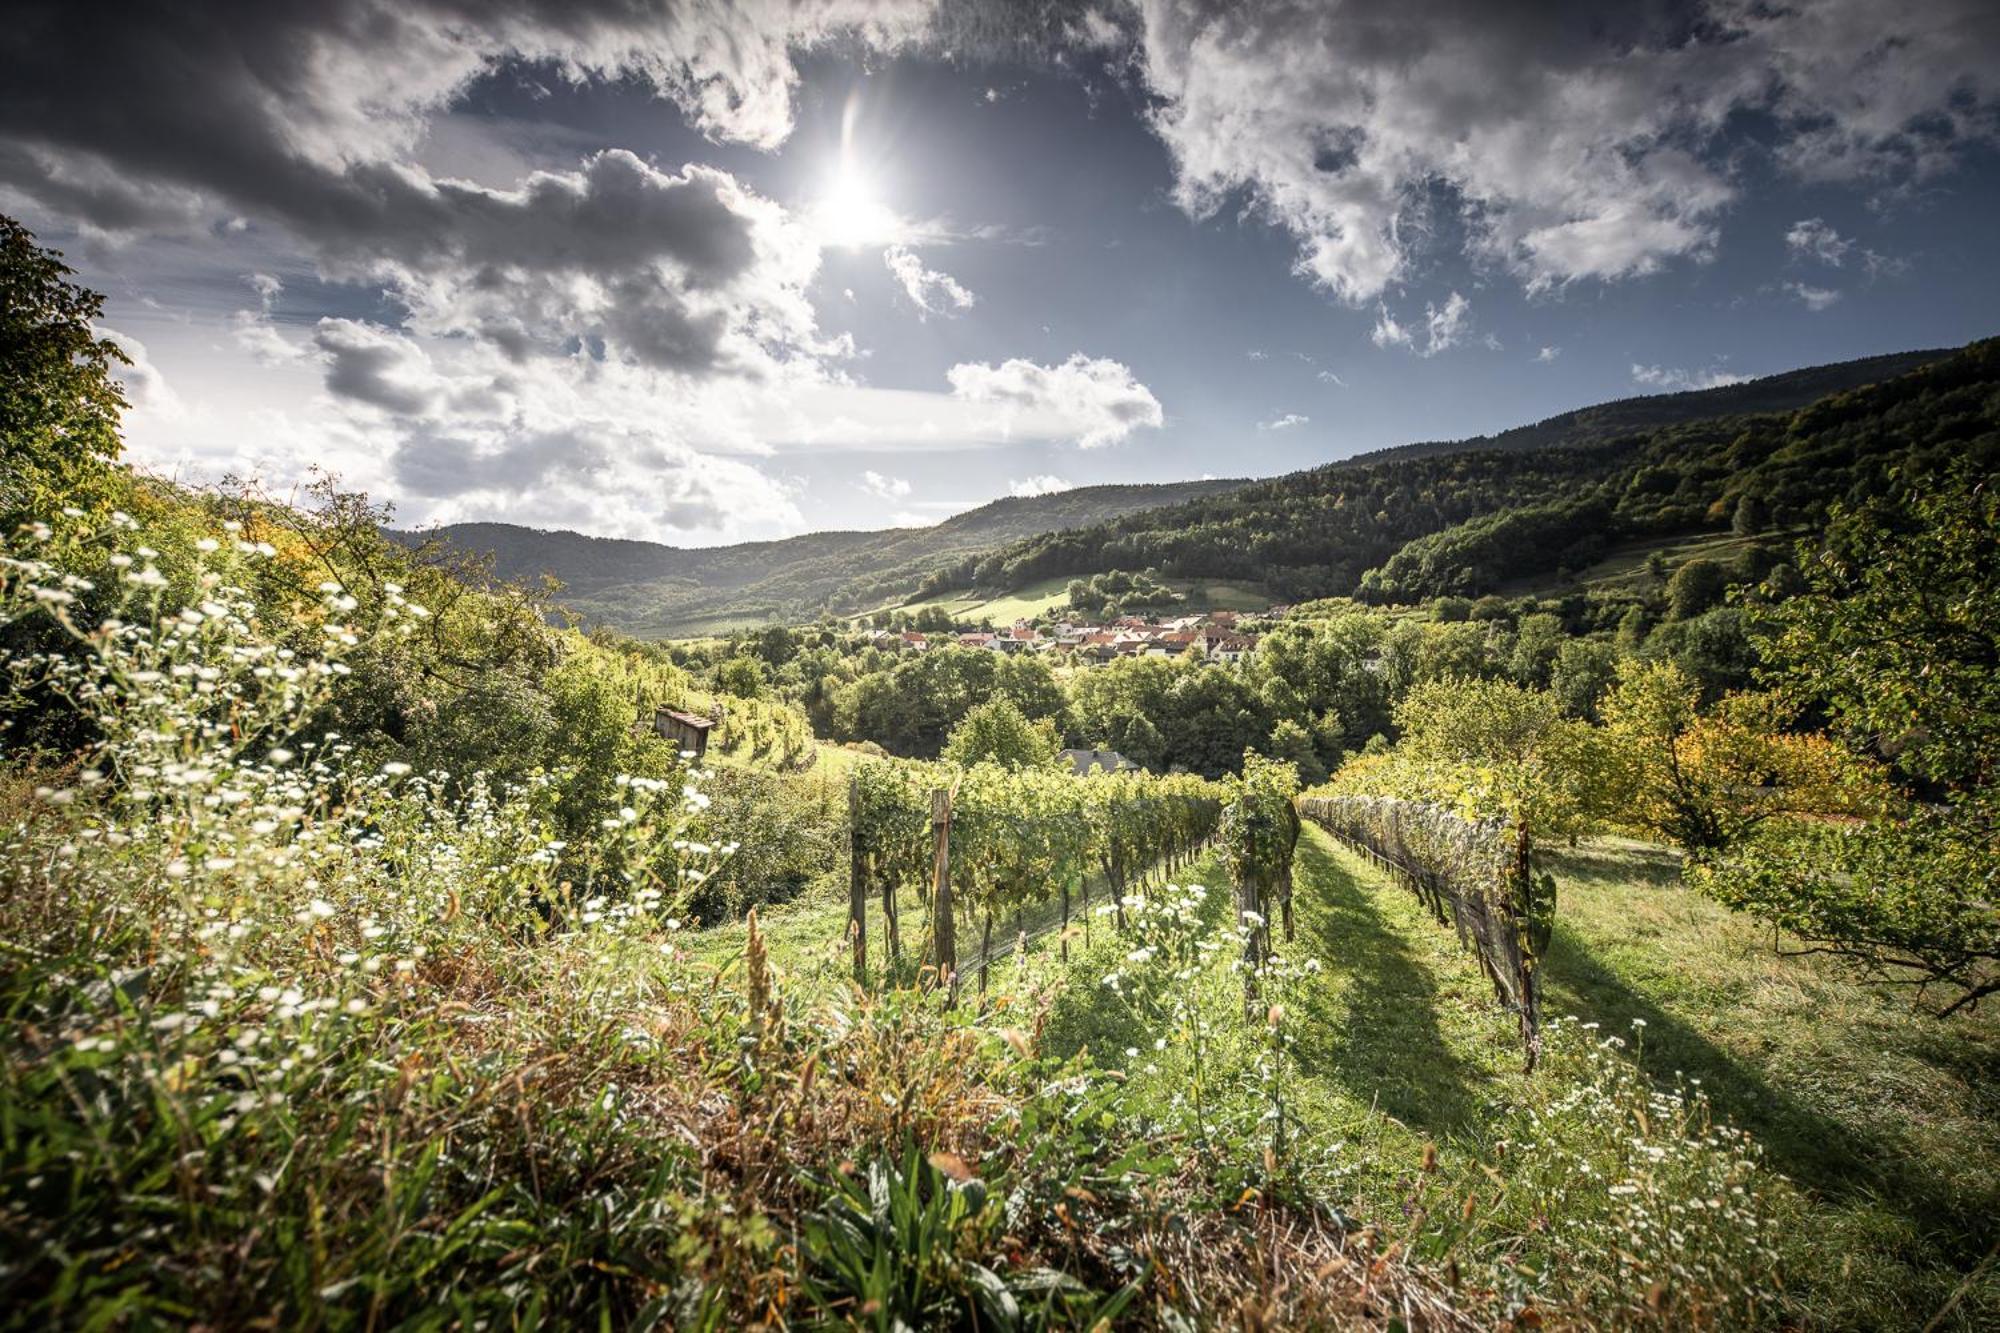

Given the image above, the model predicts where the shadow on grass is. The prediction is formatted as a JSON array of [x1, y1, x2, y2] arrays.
[[1542, 910, 1999, 1266], [1291, 832, 1485, 1136]]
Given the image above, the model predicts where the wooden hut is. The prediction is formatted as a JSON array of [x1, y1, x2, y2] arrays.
[[652, 706, 716, 760]]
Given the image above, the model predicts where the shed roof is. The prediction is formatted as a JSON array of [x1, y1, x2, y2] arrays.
[[657, 707, 715, 731]]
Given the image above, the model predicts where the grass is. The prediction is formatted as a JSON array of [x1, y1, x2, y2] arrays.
[[1492, 527, 1802, 600], [1273, 827, 2000, 1329], [886, 575, 1273, 626], [711, 823, 2000, 1328]]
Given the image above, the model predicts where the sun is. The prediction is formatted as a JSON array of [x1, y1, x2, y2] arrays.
[[813, 166, 901, 249]]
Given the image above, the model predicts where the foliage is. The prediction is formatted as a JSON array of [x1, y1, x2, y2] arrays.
[[833, 645, 1063, 759], [1596, 660, 1885, 852], [1299, 792, 1553, 1069], [1697, 469, 2000, 1012], [0, 216, 128, 521], [942, 695, 1060, 769], [1360, 495, 1614, 602], [1664, 556, 1728, 620], [694, 765, 844, 923], [1336, 676, 1604, 846], [1064, 567, 1182, 618]]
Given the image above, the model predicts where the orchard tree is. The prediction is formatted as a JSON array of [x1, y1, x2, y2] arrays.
[[1695, 470, 2000, 1014], [1597, 660, 1882, 852]]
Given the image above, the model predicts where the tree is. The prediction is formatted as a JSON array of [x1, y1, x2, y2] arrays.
[[1665, 558, 1727, 620], [1, 215, 129, 517], [1262, 717, 1325, 785], [1732, 492, 1769, 536], [1357, 676, 1604, 845], [1597, 660, 1882, 852], [718, 654, 765, 699], [942, 696, 1059, 769], [1508, 612, 1566, 689], [1549, 638, 1619, 721], [1695, 470, 2000, 1013]]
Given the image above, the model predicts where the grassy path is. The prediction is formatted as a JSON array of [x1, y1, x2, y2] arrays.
[[1278, 822, 2000, 1330]]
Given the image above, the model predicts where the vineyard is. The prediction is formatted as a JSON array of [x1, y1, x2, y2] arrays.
[[3, 214, 1998, 1329], [842, 758, 1242, 994]]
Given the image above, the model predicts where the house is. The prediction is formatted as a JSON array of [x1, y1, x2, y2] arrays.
[[1203, 630, 1258, 663], [652, 706, 716, 760], [1061, 747, 1141, 776]]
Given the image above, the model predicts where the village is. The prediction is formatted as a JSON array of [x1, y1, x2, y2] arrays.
[[856, 607, 1275, 666]]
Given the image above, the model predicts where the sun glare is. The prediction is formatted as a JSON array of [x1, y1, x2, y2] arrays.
[[814, 167, 900, 249]]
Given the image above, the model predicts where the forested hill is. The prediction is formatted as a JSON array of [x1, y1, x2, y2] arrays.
[[1354, 347, 1948, 465], [406, 342, 1972, 636], [397, 477, 1248, 636], [927, 340, 1994, 607]]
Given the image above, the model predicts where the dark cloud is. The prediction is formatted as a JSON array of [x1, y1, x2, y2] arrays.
[[0, 0, 929, 373], [313, 319, 442, 415]]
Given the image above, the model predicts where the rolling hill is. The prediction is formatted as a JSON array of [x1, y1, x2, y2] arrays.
[[408, 343, 1968, 636], [397, 478, 1250, 637]]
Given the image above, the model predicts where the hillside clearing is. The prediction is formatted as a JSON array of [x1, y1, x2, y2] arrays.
[[887, 575, 1274, 625]]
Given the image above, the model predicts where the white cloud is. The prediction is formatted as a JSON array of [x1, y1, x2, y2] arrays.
[[1257, 412, 1309, 431], [1315, 368, 1347, 386], [1535, 346, 1561, 363], [1370, 307, 1411, 349], [1785, 218, 1852, 266], [1009, 474, 1074, 497], [882, 244, 976, 316], [96, 327, 183, 419], [1129, 0, 2000, 302], [1246, 348, 1269, 360], [1631, 362, 1752, 392], [858, 470, 913, 501], [1374, 291, 1470, 356], [1785, 281, 1843, 311], [1424, 291, 1470, 355], [946, 353, 1164, 449]]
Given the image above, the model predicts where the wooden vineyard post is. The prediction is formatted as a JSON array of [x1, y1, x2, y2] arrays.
[[1059, 874, 1071, 963], [929, 787, 956, 995], [852, 772, 868, 980], [883, 859, 901, 966]]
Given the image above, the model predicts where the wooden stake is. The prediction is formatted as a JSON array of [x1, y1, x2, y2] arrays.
[[929, 787, 955, 994]]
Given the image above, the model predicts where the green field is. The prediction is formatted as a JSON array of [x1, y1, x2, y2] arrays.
[[886, 574, 1274, 625], [698, 825, 2000, 1329]]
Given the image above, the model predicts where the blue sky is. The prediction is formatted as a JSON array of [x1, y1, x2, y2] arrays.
[[3, 1, 1996, 542]]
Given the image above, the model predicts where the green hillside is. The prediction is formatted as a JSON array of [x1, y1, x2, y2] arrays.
[[401, 478, 1249, 636], [400, 346, 1962, 638], [937, 340, 1995, 608]]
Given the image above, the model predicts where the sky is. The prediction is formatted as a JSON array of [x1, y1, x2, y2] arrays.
[[3, 0, 1998, 545]]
